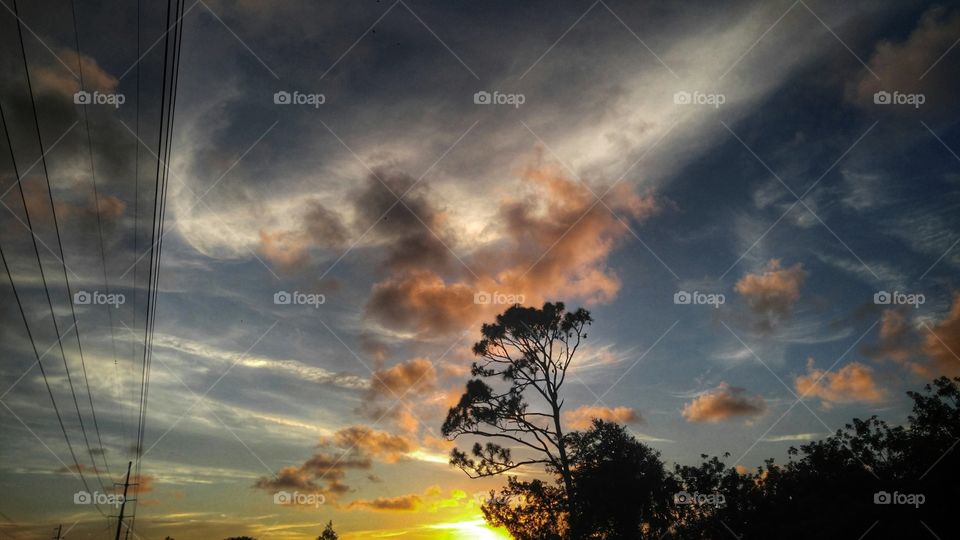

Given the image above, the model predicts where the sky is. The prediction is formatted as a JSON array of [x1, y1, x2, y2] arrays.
[[1, 0, 960, 538]]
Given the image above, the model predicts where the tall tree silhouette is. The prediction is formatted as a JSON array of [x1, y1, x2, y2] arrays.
[[442, 302, 592, 526]]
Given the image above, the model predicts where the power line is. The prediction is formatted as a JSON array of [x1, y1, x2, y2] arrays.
[[68, 0, 117, 483], [0, 104, 105, 519], [129, 0, 185, 534], [9, 0, 111, 497], [0, 155, 102, 521]]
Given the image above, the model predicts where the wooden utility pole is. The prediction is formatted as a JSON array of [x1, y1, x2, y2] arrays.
[[113, 462, 133, 540]]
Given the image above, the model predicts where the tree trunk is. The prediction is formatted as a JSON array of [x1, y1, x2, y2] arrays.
[[551, 394, 579, 538]]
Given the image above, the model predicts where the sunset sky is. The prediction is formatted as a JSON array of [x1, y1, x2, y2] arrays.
[[1, 0, 959, 538]]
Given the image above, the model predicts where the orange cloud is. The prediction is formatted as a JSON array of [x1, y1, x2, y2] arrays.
[[326, 426, 415, 463], [132, 474, 155, 494], [364, 162, 659, 337], [366, 272, 477, 335], [564, 405, 642, 430], [257, 201, 348, 270], [369, 357, 437, 398], [861, 295, 960, 378], [794, 359, 884, 407], [682, 383, 766, 422], [849, 7, 960, 111], [735, 259, 807, 330], [921, 292, 960, 377], [33, 49, 118, 98]]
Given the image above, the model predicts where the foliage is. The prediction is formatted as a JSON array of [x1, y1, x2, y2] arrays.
[[443, 303, 592, 520]]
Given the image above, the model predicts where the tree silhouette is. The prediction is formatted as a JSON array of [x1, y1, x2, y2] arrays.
[[481, 476, 567, 540], [568, 420, 675, 539], [668, 376, 960, 539], [442, 302, 592, 528], [318, 520, 338, 540]]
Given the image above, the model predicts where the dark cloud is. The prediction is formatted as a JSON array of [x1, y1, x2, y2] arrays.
[[352, 169, 453, 273], [364, 162, 659, 337], [347, 494, 421, 512], [257, 200, 348, 270], [849, 6, 960, 111]]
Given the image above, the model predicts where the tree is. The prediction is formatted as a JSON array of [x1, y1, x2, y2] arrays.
[[481, 476, 567, 540], [442, 302, 592, 531], [670, 376, 960, 539], [318, 520, 338, 540], [567, 420, 674, 539]]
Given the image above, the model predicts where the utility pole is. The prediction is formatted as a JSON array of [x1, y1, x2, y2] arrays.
[[113, 461, 133, 540]]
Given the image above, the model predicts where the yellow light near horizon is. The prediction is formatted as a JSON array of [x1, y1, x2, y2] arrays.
[[428, 519, 512, 540]]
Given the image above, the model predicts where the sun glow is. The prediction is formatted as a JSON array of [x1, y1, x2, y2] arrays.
[[427, 519, 513, 540]]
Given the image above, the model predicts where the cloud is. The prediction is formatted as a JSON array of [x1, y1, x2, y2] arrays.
[[345, 485, 472, 513], [253, 443, 374, 501], [133, 474, 156, 494], [794, 359, 884, 408], [849, 6, 960, 111], [325, 426, 416, 464], [365, 162, 658, 337], [921, 292, 960, 377], [353, 170, 455, 273], [862, 296, 960, 378], [682, 383, 766, 422], [32, 49, 118, 99], [357, 357, 437, 433], [257, 200, 349, 270], [253, 425, 422, 502], [347, 494, 422, 512], [252, 466, 322, 493], [863, 308, 918, 365], [366, 272, 477, 336], [761, 433, 824, 442], [371, 358, 438, 396], [735, 259, 807, 331], [151, 334, 368, 390], [564, 405, 643, 430]]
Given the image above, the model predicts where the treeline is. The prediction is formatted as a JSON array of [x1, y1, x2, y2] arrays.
[[479, 376, 958, 539], [442, 303, 957, 540]]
